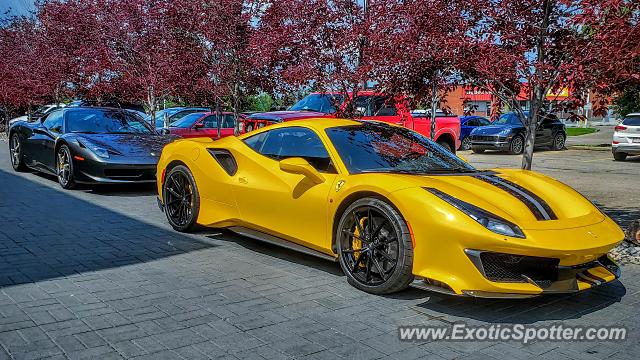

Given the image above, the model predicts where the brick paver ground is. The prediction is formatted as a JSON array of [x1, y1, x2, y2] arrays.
[[0, 142, 639, 359]]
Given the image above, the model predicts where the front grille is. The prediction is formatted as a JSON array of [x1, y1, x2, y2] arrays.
[[104, 168, 156, 180], [479, 252, 559, 284], [471, 135, 499, 142]]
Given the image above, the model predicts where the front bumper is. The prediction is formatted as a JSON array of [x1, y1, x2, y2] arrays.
[[470, 136, 510, 150], [74, 156, 159, 184]]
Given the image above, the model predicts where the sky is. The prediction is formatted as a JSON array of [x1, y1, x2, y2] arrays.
[[0, 0, 35, 17]]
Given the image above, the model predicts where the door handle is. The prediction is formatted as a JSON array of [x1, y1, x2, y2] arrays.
[[238, 177, 248, 184]]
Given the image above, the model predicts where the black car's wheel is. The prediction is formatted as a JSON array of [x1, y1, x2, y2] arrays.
[[471, 148, 485, 154], [9, 133, 26, 171], [613, 152, 627, 161], [460, 137, 472, 151], [509, 135, 525, 155], [551, 133, 566, 151], [57, 145, 76, 190], [336, 197, 413, 294], [163, 165, 200, 232]]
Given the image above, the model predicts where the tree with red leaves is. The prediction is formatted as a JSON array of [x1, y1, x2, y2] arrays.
[[250, 0, 369, 115], [366, 0, 475, 139], [461, 0, 640, 169], [177, 0, 266, 131]]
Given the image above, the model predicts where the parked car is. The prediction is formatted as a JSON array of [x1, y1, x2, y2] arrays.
[[239, 91, 461, 153], [459, 115, 491, 150], [6, 103, 67, 135], [164, 111, 243, 139], [68, 100, 146, 114], [8, 107, 174, 189], [469, 112, 566, 154], [612, 113, 640, 161], [148, 107, 209, 129], [156, 118, 623, 297]]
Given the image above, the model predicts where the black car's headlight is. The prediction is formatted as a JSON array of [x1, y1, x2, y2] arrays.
[[425, 187, 525, 238], [77, 139, 119, 159]]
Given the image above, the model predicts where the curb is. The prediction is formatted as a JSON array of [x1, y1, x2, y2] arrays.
[[567, 145, 611, 151]]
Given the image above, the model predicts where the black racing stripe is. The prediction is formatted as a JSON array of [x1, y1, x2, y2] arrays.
[[475, 175, 558, 221]]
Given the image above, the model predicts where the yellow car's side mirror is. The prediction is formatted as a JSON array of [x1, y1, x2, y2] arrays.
[[279, 157, 325, 184]]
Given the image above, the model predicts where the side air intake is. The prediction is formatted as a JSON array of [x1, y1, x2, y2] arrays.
[[207, 149, 237, 176]]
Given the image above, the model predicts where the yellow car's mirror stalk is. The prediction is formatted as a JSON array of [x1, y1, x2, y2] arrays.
[[279, 157, 325, 184]]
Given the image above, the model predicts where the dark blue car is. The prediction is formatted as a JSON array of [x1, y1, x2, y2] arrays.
[[459, 115, 491, 150], [469, 112, 566, 154]]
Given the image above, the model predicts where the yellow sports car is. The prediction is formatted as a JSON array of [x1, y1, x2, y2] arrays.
[[156, 118, 624, 298]]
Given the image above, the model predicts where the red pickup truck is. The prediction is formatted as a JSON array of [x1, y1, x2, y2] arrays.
[[238, 91, 461, 152]]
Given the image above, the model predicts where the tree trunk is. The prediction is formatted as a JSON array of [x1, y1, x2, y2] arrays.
[[521, 0, 552, 170], [430, 77, 438, 140], [147, 85, 156, 129]]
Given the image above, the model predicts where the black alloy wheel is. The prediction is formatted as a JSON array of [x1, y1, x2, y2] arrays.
[[336, 198, 413, 294], [551, 133, 566, 151], [509, 135, 525, 155], [57, 145, 76, 189], [163, 165, 200, 232], [9, 133, 25, 171], [460, 137, 472, 151]]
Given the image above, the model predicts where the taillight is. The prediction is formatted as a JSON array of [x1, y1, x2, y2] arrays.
[[613, 141, 620, 144], [615, 125, 627, 131]]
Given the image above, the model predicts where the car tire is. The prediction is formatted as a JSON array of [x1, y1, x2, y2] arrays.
[[437, 140, 453, 153], [460, 137, 472, 151], [471, 148, 485, 154], [9, 133, 26, 171], [336, 197, 414, 294], [57, 145, 76, 190], [509, 135, 525, 155], [551, 133, 566, 151], [613, 152, 627, 161], [163, 165, 200, 232]]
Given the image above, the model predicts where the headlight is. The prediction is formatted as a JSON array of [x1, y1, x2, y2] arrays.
[[77, 139, 114, 159], [425, 187, 525, 238]]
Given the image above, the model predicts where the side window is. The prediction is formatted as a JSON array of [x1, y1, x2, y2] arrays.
[[243, 127, 335, 173], [42, 110, 64, 134], [372, 96, 397, 116], [223, 114, 236, 128], [478, 118, 491, 126], [466, 119, 478, 127], [201, 115, 218, 129], [353, 96, 397, 116]]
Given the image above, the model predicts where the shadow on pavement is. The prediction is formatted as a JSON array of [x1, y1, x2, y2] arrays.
[[0, 168, 216, 289], [205, 230, 344, 276]]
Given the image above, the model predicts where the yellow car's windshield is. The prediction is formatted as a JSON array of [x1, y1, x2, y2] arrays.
[[326, 123, 475, 175]]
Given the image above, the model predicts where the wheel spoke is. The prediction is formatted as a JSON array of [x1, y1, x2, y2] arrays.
[[377, 249, 396, 263], [367, 208, 373, 239], [352, 211, 365, 239], [341, 229, 365, 242], [372, 256, 387, 281], [167, 187, 181, 198], [351, 253, 364, 273], [341, 248, 361, 253], [371, 219, 387, 240], [365, 254, 372, 283]]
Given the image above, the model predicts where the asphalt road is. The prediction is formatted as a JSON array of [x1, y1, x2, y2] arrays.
[[0, 140, 639, 360]]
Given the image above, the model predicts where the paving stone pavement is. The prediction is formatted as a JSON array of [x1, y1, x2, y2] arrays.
[[0, 141, 639, 360]]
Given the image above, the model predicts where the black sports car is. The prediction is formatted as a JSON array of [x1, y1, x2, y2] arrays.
[[8, 107, 175, 189], [469, 112, 566, 154]]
